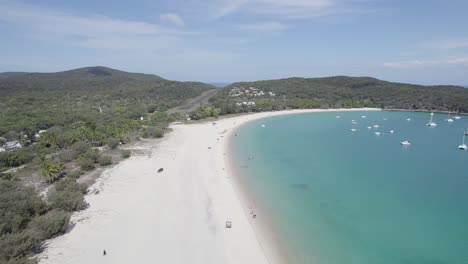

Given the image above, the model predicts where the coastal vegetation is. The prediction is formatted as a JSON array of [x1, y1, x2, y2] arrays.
[[207, 76, 468, 115], [0, 66, 215, 263]]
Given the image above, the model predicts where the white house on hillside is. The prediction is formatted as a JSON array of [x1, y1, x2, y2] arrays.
[[4, 141, 22, 151]]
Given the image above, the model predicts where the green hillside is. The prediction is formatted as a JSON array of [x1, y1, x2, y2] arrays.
[[208, 76, 468, 115], [0, 66, 214, 137]]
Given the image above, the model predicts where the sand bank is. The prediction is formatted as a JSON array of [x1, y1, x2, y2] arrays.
[[38, 108, 379, 264]]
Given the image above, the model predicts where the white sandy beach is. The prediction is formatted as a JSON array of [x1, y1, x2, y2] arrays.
[[38, 108, 379, 264]]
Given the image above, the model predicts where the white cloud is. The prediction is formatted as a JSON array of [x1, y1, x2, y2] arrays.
[[421, 39, 468, 49], [211, 0, 249, 19], [234, 21, 290, 32], [251, 0, 334, 18], [0, 1, 187, 50], [160, 13, 185, 27], [209, 0, 369, 19], [383, 58, 468, 68]]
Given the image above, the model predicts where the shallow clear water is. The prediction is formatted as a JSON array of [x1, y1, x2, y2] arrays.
[[232, 111, 468, 264]]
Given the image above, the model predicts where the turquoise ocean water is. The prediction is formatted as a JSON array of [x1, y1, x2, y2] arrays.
[[232, 111, 468, 264]]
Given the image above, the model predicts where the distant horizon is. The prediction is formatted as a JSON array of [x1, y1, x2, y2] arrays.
[[1, 66, 467, 88]]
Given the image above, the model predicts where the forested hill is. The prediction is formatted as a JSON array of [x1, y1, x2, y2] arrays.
[[209, 76, 468, 114], [0, 66, 212, 96], [0, 66, 215, 137]]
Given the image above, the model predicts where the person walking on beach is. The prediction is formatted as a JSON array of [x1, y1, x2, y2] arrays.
[[103, 249, 107, 256]]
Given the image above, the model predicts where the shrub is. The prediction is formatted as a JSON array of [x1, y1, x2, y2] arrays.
[[0, 172, 16, 181], [143, 126, 164, 138], [0, 180, 47, 236], [0, 148, 34, 168], [98, 155, 112, 166], [54, 177, 87, 195], [106, 138, 120, 149], [67, 170, 83, 180], [48, 189, 87, 212], [28, 210, 70, 239], [121, 149, 131, 158], [0, 229, 42, 262], [82, 149, 100, 163], [71, 141, 91, 155], [0, 180, 47, 263], [58, 149, 78, 162], [78, 158, 94, 171]]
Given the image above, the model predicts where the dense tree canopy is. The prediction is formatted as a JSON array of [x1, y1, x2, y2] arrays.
[[210, 76, 468, 114]]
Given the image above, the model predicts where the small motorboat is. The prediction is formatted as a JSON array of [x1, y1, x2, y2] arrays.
[[373, 124, 380, 128], [406, 118, 411, 121], [401, 140, 411, 146], [349, 128, 357, 132], [389, 130, 395, 134], [374, 132, 382, 136]]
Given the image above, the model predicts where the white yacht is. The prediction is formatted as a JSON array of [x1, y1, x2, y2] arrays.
[[361, 115, 366, 118], [454, 116, 461, 120], [374, 132, 382, 136], [373, 124, 380, 128], [367, 126, 372, 129], [401, 140, 411, 146], [389, 130, 395, 134], [349, 128, 357, 132], [458, 133, 467, 150], [427, 113, 437, 127], [406, 118, 411, 121], [445, 112, 454, 122]]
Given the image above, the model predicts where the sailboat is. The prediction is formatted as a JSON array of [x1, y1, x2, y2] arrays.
[[445, 112, 454, 122], [427, 112, 437, 127], [459, 133, 467, 150]]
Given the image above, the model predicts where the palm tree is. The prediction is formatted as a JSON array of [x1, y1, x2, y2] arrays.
[[38, 155, 65, 183]]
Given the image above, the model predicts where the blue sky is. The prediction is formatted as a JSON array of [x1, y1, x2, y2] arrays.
[[0, 0, 467, 85]]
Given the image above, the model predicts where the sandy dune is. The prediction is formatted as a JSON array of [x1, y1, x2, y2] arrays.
[[38, 108, 379, 264]]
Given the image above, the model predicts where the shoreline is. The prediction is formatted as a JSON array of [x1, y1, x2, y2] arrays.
[[223, 108, 381, 264], [38, 108, 379, 264]]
